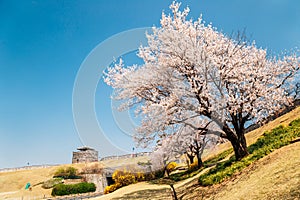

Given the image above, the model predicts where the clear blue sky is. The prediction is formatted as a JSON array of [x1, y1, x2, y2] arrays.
[[0, 0, 299, 169]]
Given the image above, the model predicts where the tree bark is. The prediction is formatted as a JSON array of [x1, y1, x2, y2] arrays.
[[222, 123, 249, 160], [170, 184, 178, 200], [229, 133, 248, 160], [164, 165, 170, 177], [187, 153, 194, 165], [196, 153, 203, 168]]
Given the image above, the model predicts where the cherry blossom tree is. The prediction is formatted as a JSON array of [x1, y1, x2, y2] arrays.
[[105, 2, 300, 160], [153, 121, 219, 169]]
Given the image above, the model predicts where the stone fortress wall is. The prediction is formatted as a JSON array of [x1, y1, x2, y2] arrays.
[[100, 152, 151, 161], [0, 164, 58, 173], [72, 146, 98, 164]]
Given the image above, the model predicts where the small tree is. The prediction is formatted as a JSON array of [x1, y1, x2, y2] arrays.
[[150, 143, 172, 177], [150, 121, 219, 172], [185, 147, 195, 167]]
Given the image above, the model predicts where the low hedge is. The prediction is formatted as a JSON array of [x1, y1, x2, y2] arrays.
[[51, 182, 96, 196], [42, 178, 63, 189]]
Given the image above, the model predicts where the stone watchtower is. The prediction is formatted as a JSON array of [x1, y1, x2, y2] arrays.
[[72, 146, 98, 164]]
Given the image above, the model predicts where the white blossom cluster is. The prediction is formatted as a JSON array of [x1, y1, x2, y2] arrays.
[[150, 120, 220, 170], [105, 2, 300, 159]]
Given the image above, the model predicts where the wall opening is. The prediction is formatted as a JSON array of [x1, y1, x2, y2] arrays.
[[106, 177, 115, 186]]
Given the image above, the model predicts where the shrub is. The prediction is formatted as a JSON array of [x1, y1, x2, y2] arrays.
[[54, 167, 65, 177], [135, 172, 145, 182], [104, 183, 122, 194], [42, 178, 63, 189], [112, 170, 136, 186], [189, 162, 198, 171], [54, 167, 80, 179], [104, 169, 162, 194], [81, 163, 103, 174], [144, 172, 156, 180], [166, 162, 177, 173], [51, 182, 96, 196], [153, 169, 164, 179]]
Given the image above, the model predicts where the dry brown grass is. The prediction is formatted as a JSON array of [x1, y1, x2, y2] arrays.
[[0, 166, 57, 199], [206, 142, 300, 200], [0, 156, 148, 199]]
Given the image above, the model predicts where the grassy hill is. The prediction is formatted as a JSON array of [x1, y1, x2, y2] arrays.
[[92, 107, 300, 200], [1, 107, 300, 199], [205, 141, 300, 200]]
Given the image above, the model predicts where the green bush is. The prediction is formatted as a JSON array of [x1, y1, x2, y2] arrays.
[[42, 178, 63, 189], [53, 166, 81, 179], [51, 182, 96, 196], [199, 118, 300, 186], [153, 169, 164, 179]]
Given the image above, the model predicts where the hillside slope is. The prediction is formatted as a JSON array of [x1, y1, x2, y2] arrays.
[[1, 107, 299, 199], [93, 107, 300, 200], [185, 142, 300, 200], [92, 142, 300, 200]]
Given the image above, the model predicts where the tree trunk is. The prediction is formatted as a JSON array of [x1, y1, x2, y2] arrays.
[[187, 154, 194, 165], [196, 153, 204, 169], [222, 124, 249, 160], [164, 164, 170, 177], [229, 134, 248, 160], [170, 184, 178, 200]]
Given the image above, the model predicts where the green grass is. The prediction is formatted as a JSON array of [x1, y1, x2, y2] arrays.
[[148, 118, 300, 186], [168, 168, 203, 182], [198, 118, 300, 186], [164, 148, 234, 182], [203, 149, 233, 166]]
